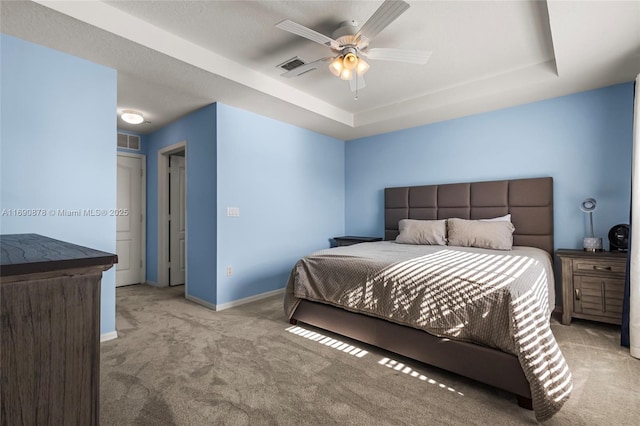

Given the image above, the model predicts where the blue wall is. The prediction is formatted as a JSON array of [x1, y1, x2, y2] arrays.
[[0, 34, 118, 335], [145, 104, 217, 304], [5, 32, 631, 330], [345, 83, 634, 252], [144, 103, 344, 306], [216, 104, 345, 305]]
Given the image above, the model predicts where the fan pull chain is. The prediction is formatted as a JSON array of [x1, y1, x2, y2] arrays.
[[354, 76, 359, 100]]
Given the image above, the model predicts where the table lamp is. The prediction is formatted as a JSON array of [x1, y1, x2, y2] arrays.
[[580, 198, 602, 251]]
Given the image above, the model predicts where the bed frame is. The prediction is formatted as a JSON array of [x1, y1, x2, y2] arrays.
[[289, 177, 554, 409]]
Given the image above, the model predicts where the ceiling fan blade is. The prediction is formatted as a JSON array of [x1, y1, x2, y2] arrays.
[[349, 74, 366, 92], [280, 58, 332, 78], [276, 20, 339, 50], [355, 0, 410, 43], [363, 48, 432, 64]]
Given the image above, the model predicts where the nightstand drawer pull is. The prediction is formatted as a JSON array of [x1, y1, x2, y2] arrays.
[[575, 289, 581, 301], [593, 266, 612, 271], [575, 260, 626, 274]]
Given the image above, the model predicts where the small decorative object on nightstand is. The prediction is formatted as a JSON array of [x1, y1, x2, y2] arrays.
[[608, 224, 630, 252], [580, 198, 602, 251], [557, 249, 627, 326], [333, 236, 383, 247]]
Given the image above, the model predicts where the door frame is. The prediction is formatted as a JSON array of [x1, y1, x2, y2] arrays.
[[116, 152, 147, 285], [157, 140, 187, 289], [168, 154, 186, 287]]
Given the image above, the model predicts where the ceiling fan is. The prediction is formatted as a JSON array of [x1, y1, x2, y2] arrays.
[[275, 0, 431, 95]]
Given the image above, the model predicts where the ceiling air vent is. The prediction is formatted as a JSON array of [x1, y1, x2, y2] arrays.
[[117, 133, 128, 148], [117, 133, 141, 151], [277, 57, 305, 71]]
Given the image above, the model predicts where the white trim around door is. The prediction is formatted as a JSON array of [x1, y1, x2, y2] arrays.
[[157, 141, 188, 290]]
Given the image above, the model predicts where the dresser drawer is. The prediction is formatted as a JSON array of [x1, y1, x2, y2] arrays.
[[573, 259, 626, 275]]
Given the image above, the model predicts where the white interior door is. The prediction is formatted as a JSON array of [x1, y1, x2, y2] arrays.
[[169, 155, 186, 286], [116, 155, 143, 287]]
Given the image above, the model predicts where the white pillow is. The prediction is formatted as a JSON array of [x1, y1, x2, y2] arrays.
[[480, 214, 511, 222], [395, 219, 447, 245]]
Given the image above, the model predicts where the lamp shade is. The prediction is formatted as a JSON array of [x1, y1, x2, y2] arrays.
[[329, 58, 343, 77], [356, 59, 370, 75], [343, 53, 358, 70], [580, 198, 597, 213], [340, 68, 353, 81]]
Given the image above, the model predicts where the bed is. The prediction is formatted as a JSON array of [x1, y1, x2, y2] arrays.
[[284, 177, 572, 421]]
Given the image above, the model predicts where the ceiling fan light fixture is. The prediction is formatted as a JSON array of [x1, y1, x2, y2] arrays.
[[356, 58, 370, 75], [329, 57, 343, 77], [121, 110, 144, 125], [331, 52, 367, 81], [276, 0, 431, 95], [343, 52, 358, 71], [340, 68, 353, 81]]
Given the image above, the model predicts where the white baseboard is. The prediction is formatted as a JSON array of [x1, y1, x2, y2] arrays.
[[216, 288, 285, 311], [185, 293, 218, 310], [184, 288, 285, 311], [100, 331, 118, 342]]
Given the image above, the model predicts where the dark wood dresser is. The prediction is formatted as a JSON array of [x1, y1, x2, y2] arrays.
[[1, 234, 117, 426]]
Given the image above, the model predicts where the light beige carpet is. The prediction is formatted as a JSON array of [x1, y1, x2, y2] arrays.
[[101, 284, 640, 425]]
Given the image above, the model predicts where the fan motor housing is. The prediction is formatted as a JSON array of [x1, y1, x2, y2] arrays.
[[332, 20, 359, 46]]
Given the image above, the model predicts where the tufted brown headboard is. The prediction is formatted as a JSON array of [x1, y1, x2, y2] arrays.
[[384, 177, 554, 255]]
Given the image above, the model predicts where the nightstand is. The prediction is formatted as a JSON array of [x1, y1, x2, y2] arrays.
[[333, 236, 383, 247], [556, 249, 628, 325]]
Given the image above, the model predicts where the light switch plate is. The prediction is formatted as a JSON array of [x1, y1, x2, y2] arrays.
[[227, 207, 240, 217]]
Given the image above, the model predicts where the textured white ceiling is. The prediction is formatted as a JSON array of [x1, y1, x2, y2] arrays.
[[2, 1, 639, 140]]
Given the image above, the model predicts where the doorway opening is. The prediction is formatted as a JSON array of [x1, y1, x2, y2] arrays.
[[157, 141, 187, 291]]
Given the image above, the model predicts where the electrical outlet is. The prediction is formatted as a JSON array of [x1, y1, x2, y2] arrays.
[[227, 266, 233, 276]]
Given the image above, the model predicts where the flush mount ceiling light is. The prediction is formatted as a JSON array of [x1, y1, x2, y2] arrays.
[[121, 110, 144, 125]]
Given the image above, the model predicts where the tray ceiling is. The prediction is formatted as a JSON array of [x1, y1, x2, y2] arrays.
[[2, 1, 639, 140]]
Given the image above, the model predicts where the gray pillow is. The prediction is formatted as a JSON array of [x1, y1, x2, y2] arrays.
[[447, 218, 515, 250], [395, 219, 447, 245]]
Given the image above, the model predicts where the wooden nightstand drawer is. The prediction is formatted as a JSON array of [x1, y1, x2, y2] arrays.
[[574, 276, 624, 321], [557, 249, 628, 326], [573, 259, 626, 275]]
